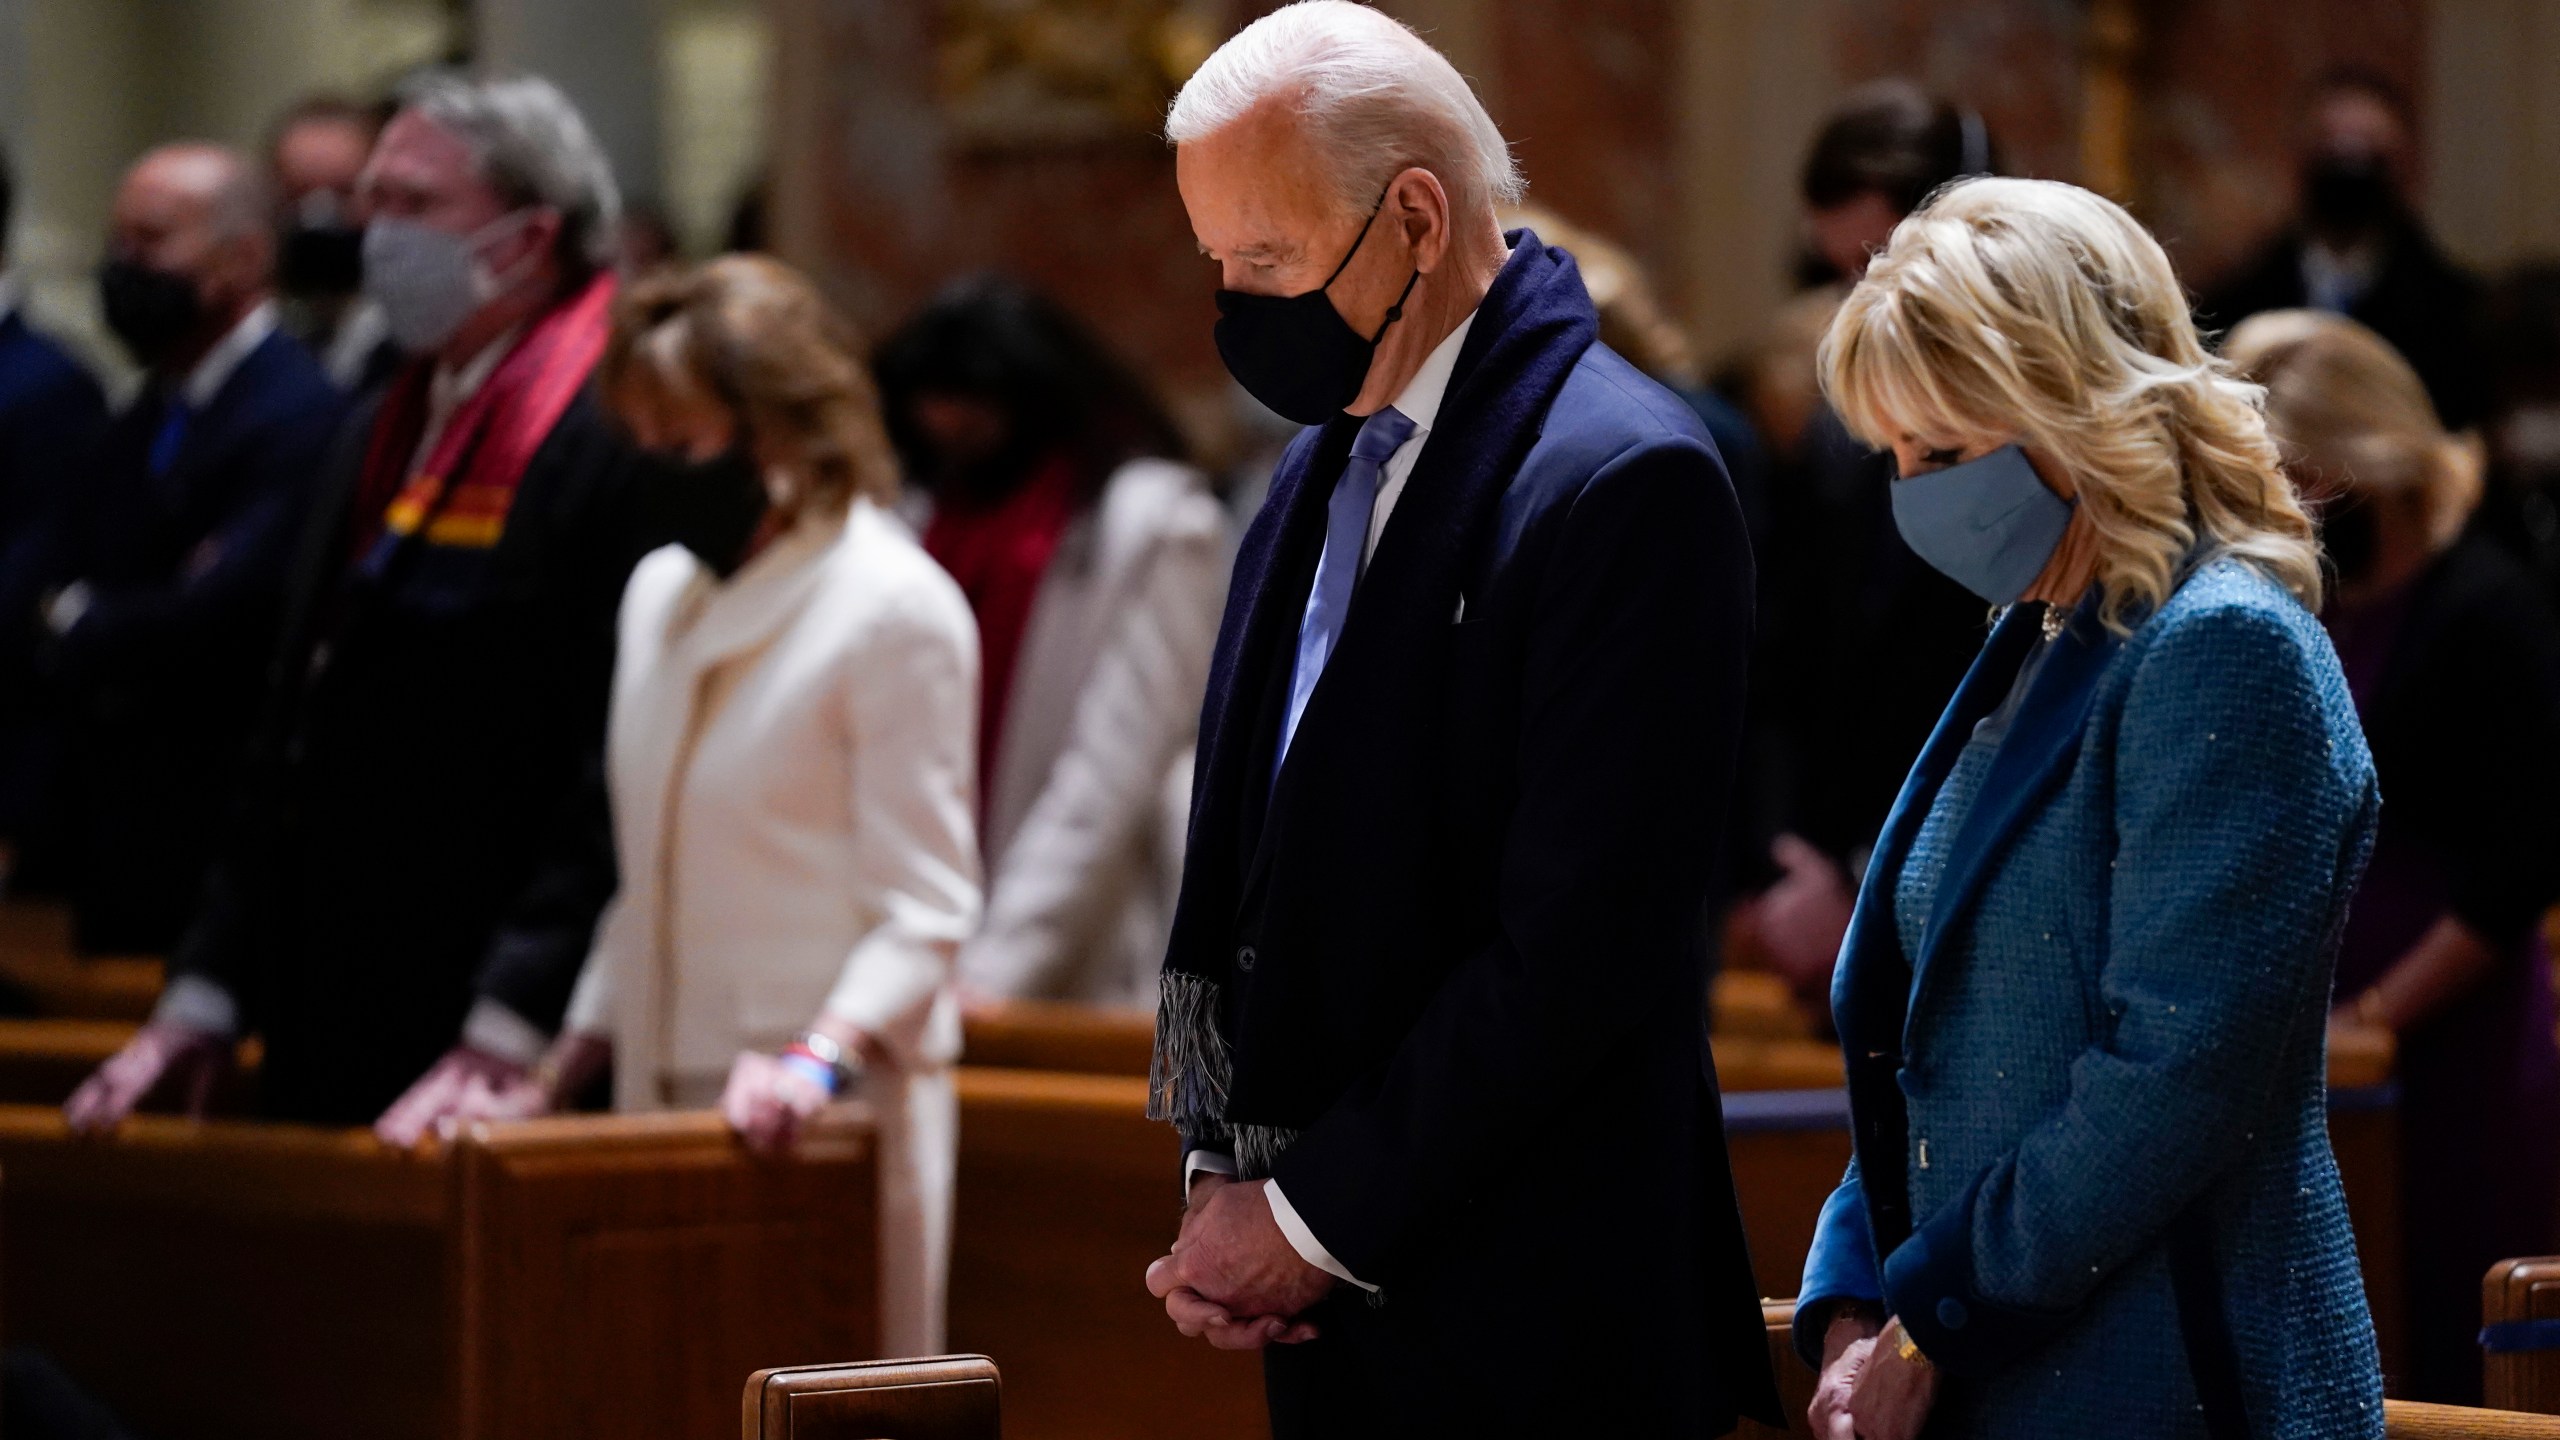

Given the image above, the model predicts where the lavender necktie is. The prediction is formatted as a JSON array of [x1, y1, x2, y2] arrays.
[[1272, 404, 1418, 795]]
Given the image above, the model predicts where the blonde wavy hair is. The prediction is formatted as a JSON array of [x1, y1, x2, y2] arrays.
[[2224, 308, 2485, 554], [1819, 176, 2322, 631]]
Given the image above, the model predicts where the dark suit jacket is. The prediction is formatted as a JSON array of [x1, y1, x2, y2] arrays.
[[2197, 220, 2486, 429], [1165, 238, 1780, 1435], [0, 310, 106, 836], [48, 326, 341, 952], [172, 373, 640, 1124]]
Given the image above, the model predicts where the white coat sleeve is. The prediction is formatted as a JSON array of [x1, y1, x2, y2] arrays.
[[561, 892, 640, 1036], [823, 590, 984, 1066], [960, 499, 1226, 999]]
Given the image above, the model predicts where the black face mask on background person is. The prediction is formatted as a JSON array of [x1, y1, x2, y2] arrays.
[[1213, 195, 1423, 425], [2302, 154, 2399, 240], [638, 442, 772, 579], [2321, 491, 2382, 586], [97, 259, 206, 370], [279, 222, 365, 297]]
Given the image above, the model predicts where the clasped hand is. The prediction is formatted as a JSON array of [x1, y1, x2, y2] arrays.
[[1809, 1309, 1940, 1440], [1145, 1174, 1331, 1351]]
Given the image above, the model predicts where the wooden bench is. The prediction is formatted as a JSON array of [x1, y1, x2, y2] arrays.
[[0, 898, 162, 1020], [2488, 1257, 2560, 1414], [743, 1355, 1001, 1440], [0, 1103, 878, 1440]]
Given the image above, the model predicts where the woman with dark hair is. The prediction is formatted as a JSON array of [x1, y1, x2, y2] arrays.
[[875, 277, 1228, 1009]]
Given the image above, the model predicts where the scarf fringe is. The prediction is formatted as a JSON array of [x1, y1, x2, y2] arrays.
[[1147, 970, 1232, 1129], [1232, 1123, 1302, 1180]]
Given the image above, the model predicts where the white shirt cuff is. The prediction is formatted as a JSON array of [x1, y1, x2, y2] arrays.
[[44, 581, 91, 636], [460, 997, 549, 1067], [1183, 1149, 1236, 1200], [152, 973, 240, 1037], [1265, 1180, 1376, 1293]]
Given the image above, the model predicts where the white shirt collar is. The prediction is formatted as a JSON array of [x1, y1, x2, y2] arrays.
[[1383, 305, 1477, 436], [180, 299, 279, 409]]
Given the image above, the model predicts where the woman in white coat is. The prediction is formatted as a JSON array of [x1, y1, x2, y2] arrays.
[[874, 278, 1228, 1009], [449, 255, 981, 1355]]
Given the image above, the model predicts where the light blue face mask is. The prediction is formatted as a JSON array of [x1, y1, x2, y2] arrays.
[[1889, 443, 2075, 605]]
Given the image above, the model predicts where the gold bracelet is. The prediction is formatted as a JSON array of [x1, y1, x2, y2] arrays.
[[1890, 1319, 1932, 1370]]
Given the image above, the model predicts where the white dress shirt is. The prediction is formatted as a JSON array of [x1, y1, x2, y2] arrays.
[[180, 300, 279, 409], [1182, 303, 1484, 1294]]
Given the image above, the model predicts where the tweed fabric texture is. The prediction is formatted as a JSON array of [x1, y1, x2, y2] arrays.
[[1820, 558, 2386, 1439]]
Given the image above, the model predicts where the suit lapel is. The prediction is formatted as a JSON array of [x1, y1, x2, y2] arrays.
[[1907, 596, 2124, 1018]]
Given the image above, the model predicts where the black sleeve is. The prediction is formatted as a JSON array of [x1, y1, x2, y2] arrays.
[[0, 369, 107, 665], [2425, 574, 2560, 948], [1267, 436, 1754, 1278], [470, 399, 643, 1030]]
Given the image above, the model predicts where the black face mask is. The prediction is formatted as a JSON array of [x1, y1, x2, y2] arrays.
[[2321, 492, 2381, 585], [97, 259, 205, 369], [638, 443, 771, 579], [2302, 155, 2398, 240], [1213, 197, 1422, 425], [279, 222, 365, 296]]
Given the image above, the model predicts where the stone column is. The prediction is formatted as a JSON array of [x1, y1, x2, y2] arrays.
[[476, 0, 668, 207]]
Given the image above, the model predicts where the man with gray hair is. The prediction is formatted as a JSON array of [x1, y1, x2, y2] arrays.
[[68, 74, 645, 1137], [1140, 5, 1779, 1434], [41, 141, 340, 955]]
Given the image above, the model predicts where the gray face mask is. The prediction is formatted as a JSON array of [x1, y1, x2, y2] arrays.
[[1889, 443, 2076, 605], [361, 211, 534, 352]]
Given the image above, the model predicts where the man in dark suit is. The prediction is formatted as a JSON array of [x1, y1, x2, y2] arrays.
[[2198, 68, 2485, 428], [0, 146, 109, 859], [1138, 6, 1778, 1436], [66, 73, 639, 1132], [42, 143, 341, 954]]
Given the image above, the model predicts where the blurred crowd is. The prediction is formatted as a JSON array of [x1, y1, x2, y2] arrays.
[[0, 59, 2549, 1405]]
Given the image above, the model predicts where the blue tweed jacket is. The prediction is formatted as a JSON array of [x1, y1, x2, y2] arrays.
[[1796, 556, 2386, 1439]]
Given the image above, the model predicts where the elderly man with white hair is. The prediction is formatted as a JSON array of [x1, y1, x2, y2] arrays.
[[1140, 5, 1780, 1434], [68, 72, 647, 1136]]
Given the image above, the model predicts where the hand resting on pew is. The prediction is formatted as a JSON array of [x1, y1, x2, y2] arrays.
[[63, 1020, 230, 1132], [375, 1031, 618, 1147]]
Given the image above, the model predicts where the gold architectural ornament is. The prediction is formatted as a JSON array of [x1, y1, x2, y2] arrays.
[[938, 0, 1227, 150]]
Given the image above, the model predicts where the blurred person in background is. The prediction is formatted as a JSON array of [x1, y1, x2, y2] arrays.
[[875, 276, 1227, 1009], [2472, 264, 2560, 601], [66, 72, 642, 1132], [1724, 80, 1995, 1032], [420, 255, 982, 1356], [2199, 68, 2485, 428], [0, 144, 108, 872], [267, 94, 395, 391], [2231, 309, 2560, 1405], [36, 142, 341, 955]]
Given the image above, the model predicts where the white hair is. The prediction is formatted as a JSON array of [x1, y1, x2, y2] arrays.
[[395, 70, 622, 284], [1166, 1, 1521, 220]]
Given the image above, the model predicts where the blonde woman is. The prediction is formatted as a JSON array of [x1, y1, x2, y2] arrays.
[[2231, 310, 2560, 1405], [425, 255, 981, 1355], [1793, 179, 2383, 1439]]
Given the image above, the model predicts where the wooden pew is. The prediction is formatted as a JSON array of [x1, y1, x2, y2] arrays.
[[0, 898, 162, 1020], [2487, 1257, 2560, 1414], [742, 1355, 1001, 1440], [1744, 1301, 2560, 1439], [0, 1104, 878, 1440]]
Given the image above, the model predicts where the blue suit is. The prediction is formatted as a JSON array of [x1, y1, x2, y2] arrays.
[[1156, 236, 1780, 1436], [0, 310, 107, 836], [47, 326, 341, 952], [1797, 557, 2385, 1438]]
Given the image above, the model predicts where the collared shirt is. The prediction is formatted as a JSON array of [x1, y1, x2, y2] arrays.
[[180, 299, 280, 409], [410, 324, 523, 474], [1181, 297, 1490, 1296]]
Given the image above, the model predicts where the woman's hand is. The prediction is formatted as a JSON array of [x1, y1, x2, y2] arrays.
[[1846, 1315, 1942, 1440], [1809, 1307, 1882, 1440], [720, 1048, 836, 1154]]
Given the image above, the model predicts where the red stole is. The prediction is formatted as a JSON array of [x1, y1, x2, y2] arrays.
[[348, 273, 617, 563], [923, 455, 1083, 819]]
